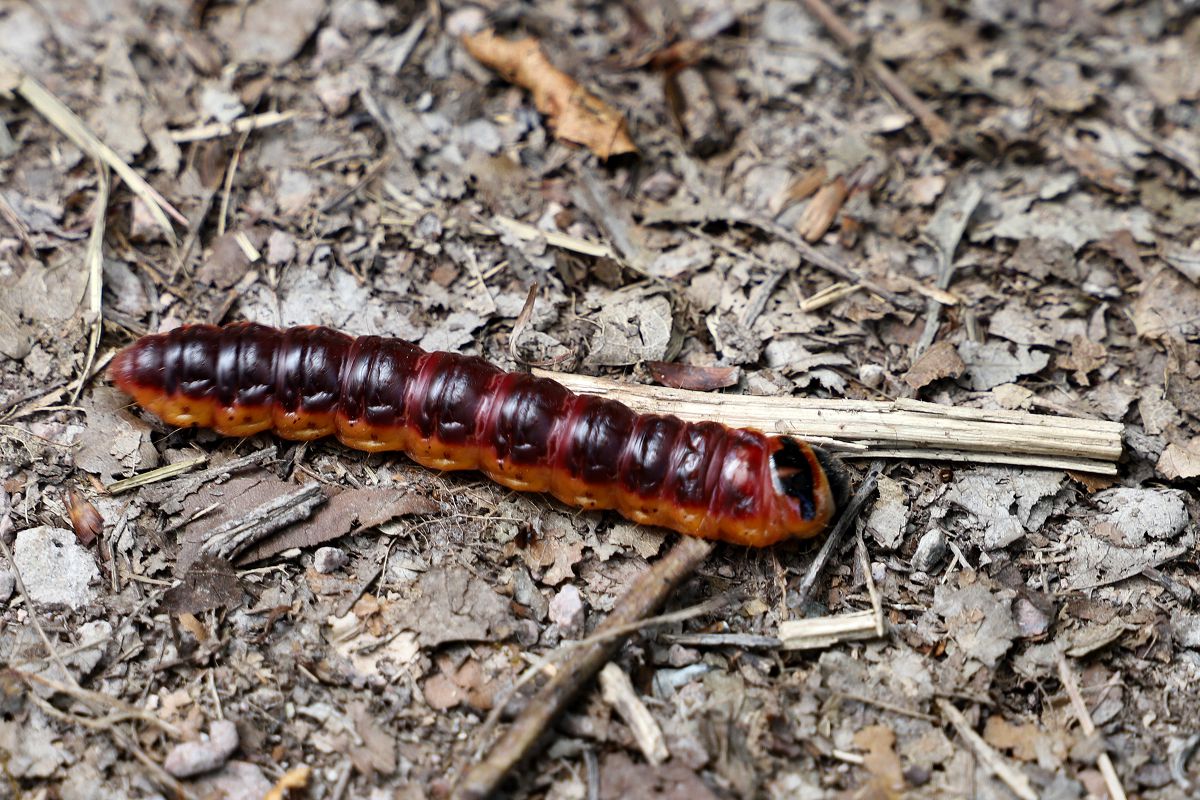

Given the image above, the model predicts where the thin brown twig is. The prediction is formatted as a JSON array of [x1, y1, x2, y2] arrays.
[[1057, 656, 1130, 800], [453, 536, 715, 799], [798, 0, 951, 143], [937, 699, 1037, 800], [17, 671, 182, 738], [468, 593, 731, 764], [70, 160, 110, 403], [793, 461, 881, 608], [217, 127, 252, 238]]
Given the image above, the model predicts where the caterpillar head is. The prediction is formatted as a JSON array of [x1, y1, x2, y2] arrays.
[[768, 437, 849, 542]]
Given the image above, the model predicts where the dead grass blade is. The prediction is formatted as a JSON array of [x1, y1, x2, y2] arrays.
[[0, 60, 185, 242], [71, 162, 109, 403]]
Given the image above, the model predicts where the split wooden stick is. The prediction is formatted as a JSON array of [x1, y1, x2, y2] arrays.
[[537, 371, 1124, 475]]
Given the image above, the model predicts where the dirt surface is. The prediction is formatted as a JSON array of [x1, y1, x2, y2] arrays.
[[2, 1, 1199, 798]]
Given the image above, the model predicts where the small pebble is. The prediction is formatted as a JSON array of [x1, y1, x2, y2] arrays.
[[514, 619, 540, 648], [510, 567, 548, 621], [667, 644, 700, 668], [164, 719, 239, 778], [1173, 615, 1200, 649], [312, 547, 348, 574], [911, 528, 948, 573], [641, 170, 681, 202], [1015, 596, 1051, 638], [858, 363, 886, 389], [0, 569, 14, 602], [445, 6, 486, 37], [549, 585, 585, 638], [69, 620, 112, 674]]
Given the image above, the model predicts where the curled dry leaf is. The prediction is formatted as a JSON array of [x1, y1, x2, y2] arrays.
[[67, 490, 103, 546], [796, 175, 848, 242], [646, 361, 739, 391], [903, 340, 965, 391], [263, 765, 311, 800], [1157, 440, 1200, 480], [462, 28, 637, 160]]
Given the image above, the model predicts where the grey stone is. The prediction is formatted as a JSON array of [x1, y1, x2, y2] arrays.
[[12, 526, 99, 609], [163, 719, 239, 778], [1174, 615, 1200, 649], [911, 528, 948, 573], [548, 584, 585, 639], [312, 547, 348, 574], [858, 363, 886, 389]]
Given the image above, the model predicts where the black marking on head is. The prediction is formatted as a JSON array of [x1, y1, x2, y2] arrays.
[[771, 437, 817, 520], [811, 444, 850, 511]]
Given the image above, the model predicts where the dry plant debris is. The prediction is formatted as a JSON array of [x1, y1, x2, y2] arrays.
[[462, 28, 638, 160], [0, 1, 1198, 798]]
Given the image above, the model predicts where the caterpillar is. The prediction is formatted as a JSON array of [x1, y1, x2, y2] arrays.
[[108, 323, 846, 547]]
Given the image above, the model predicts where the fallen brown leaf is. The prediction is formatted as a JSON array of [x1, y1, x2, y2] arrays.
[[67, 490, 103, 546], [1066, 470, 1118, 493], [462, 28, 637, 160], [1057, 335, 1106, 385], [851, 724, 906, 800], [647, 361, 739, 391], [982, 716, 1043, 762], [262, 765, 311, 800], [796, 175, 848, 242], [163, 554, 241, 615], [1157, 440, 1200, 480], [903, 340, 965, 391]]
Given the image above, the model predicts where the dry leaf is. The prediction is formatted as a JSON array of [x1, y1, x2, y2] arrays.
[[462, 29, 636, 159], [176, 612, 208, 643], [1157, 440, 1200, 480], [1057, 335, 1106, 384], [771, 164, 827, 213], [262, 765, 311, 800], [598, 751, 719, 800], [796, 175, 848, 242], [903, 340, 965, 391], [852, 724, 906, 800], [163, 554, 241, 614], [982, 716, 1043, 762], [957, 341, 1050, 391], [647, 361, 739, 391], [67, 490, 103, 546]]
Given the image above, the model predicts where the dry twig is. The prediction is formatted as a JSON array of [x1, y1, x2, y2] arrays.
[[537, 371, 1124, 474], [778, 610, 882, 650], [793, 462, 881, 607], [169, 109, 301, 143], [106, 453, 210, 494], [798, 0, 951, 143], [937, 699, 1037, 800], [598, 663, 669, 764], [70, 162, 110, 403], [453, 536, 715, 799], [1057, 656, 1130, 800], [196, 481, 327, 562]]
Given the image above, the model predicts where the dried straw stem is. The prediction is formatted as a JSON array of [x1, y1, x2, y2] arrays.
[[537, 371, 1124, 475]]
